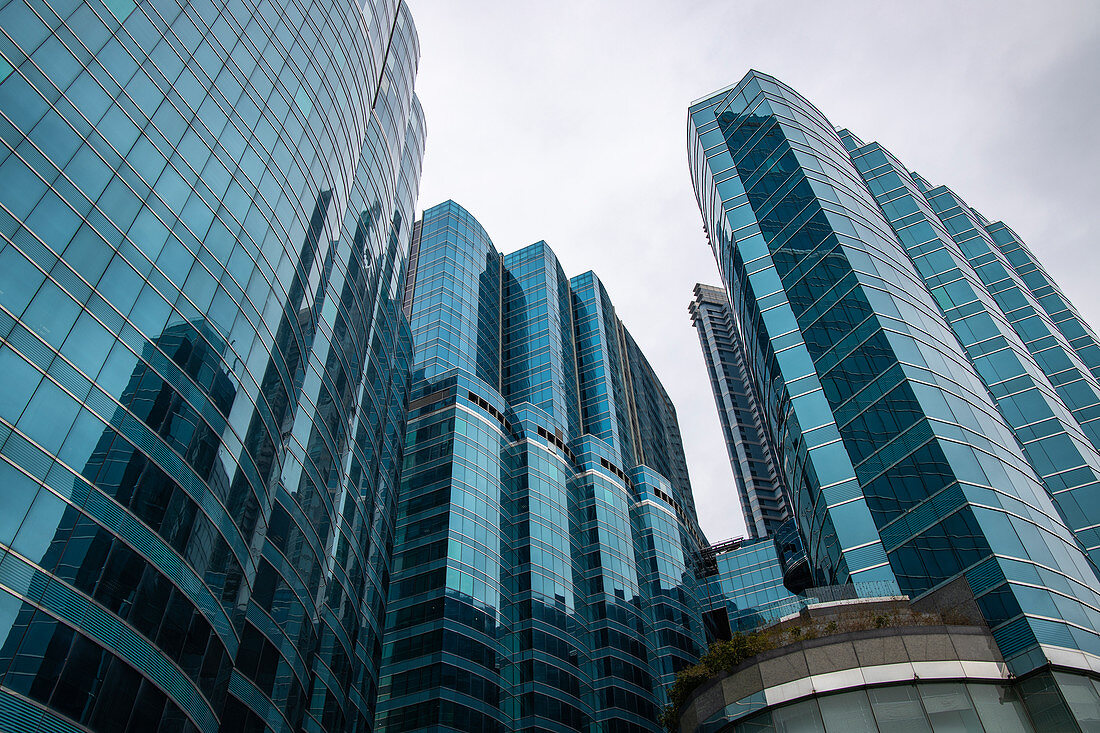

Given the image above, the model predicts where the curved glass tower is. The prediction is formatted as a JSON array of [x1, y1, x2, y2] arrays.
[[688, 69, 1100, 699], [378, 201, 708, 732], [0, 0, 423, 730]]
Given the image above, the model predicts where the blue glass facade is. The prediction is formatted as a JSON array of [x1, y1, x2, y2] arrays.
[[987, 221, 1100, 384], [378, 200, 707, 731], [688, 71, 1100, 681], [502, 241, 582, 439], [841, 133, 1100, 572], [701, 537, 802, 634], [0, 0, 424, 730], [407, 201, 500, 387]]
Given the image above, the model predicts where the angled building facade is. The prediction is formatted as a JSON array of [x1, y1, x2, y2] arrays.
[[842, 136, 1100, 569], [0, 1, 424, 731], [377, 200, 708, 732], [688, 70, 1100, 721]]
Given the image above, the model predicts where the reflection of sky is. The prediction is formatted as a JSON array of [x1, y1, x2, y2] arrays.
[[406, 0, 1100, 543], [8, 488, 63, 568], [0, 478, 65, 641]]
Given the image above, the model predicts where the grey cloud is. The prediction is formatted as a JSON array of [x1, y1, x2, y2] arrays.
[[407, 0, 1100, 542]]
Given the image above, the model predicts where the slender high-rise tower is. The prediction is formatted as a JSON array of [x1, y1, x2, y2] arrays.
[[688, 69, 1100, 708], [690, 283, 791, 539], [377, 201, 707, 732], [0, 2, 424, 730]]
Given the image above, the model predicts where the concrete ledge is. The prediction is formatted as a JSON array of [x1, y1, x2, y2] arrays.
[[682, 624, 1004, 731]]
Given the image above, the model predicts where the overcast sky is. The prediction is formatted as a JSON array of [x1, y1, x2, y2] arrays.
[[404, 0, 1100, 543]]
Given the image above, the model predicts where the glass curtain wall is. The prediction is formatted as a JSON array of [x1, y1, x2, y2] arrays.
[[687, 71, 1100, 681], [379, 201, 708, 731], [0, 1, 425, 730]]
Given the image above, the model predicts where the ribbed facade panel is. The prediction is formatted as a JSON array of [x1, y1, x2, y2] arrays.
[[0, 0, 424, 730]]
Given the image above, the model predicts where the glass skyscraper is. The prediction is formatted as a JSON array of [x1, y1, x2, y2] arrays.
[[699, 536, 803, 636], [0, 1, 423, 731], [689, 283, 810, 630], [690, 283, 791, 540], [688, 68, 1100, 702], [377, 200, 708, 732]]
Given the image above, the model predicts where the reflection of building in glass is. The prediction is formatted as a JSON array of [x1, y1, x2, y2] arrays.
[[377, 201, 708, 731], [0, 320, 239, 731], [687, 69, 1100, 724], [699, 537, 803, 637], [0, 1, 424, 731]]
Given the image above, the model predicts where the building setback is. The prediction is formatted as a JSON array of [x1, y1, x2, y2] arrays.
[[0, 1, 424, 730], [376, 200, 708, 732], [688, 69, 1100, 720]]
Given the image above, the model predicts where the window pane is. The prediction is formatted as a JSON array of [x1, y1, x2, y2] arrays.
[[967, 683, 1032, 732], [772, 697, 826, 733], [1054, 672, 1100, 729], [918, 683, 983, 732], [737, 709, 776, 733], [869, 685, 932, 730], [819, 689, 878, 732]]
